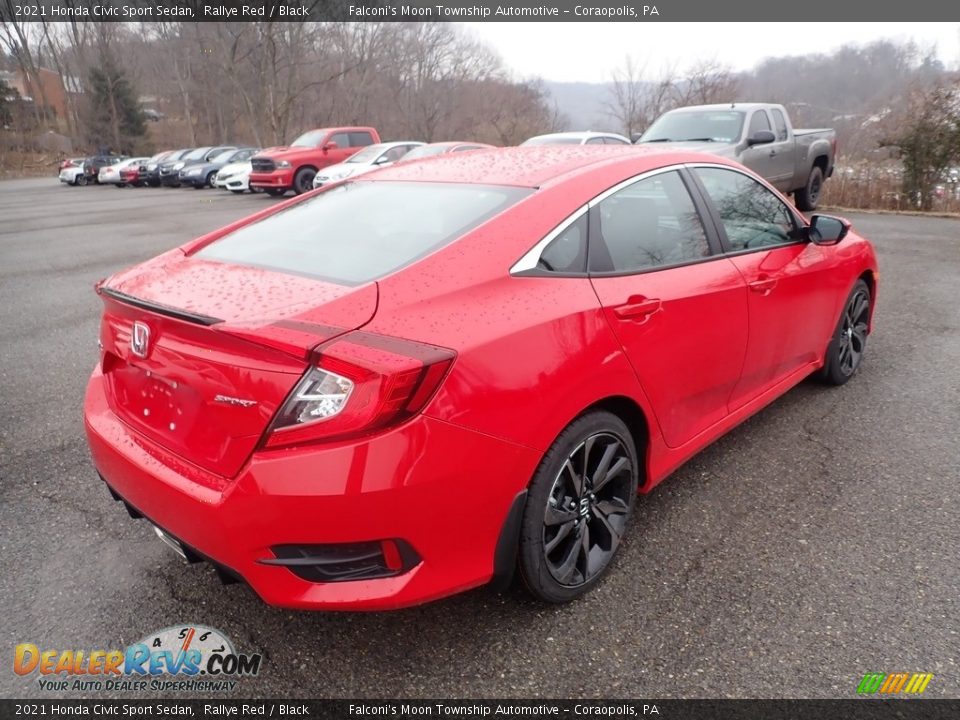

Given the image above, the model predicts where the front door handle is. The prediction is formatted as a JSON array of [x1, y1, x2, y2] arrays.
[[748, 277, 778, 294], [769, 150, 777, 157], [613, 296, 662, 320]]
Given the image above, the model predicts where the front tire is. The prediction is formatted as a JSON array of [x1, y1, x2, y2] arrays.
[[518, 411, 638, 603], [795, 166, 824, 211], [265, 188, 286, 197], [819, 279, 871, 386], [293, 167, 316, 195]]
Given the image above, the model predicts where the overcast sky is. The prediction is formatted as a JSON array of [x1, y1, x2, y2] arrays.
[[463, 22, 960, 83]]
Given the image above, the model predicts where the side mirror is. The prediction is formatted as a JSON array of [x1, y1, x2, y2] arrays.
[[322, 141, 338, 152], [807, 215, 850, 246], [747, 130, 776, 146]]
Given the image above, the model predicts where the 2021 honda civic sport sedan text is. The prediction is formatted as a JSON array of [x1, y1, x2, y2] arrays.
[[84, 146, 879, 610]]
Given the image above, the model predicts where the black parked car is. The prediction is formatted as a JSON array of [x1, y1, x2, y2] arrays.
[[137, 150, 180, 187], [83, 155, 125, 184], [178, 147, 258, 189], [160, 146, 236, 187]]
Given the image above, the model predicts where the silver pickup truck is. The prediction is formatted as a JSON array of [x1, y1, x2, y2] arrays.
[[638, 103, 836, 211]]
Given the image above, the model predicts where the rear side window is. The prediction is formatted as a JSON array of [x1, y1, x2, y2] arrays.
[[538, 214, 588, 273], [197, 182, 531, 285], [604, 137, 630, 145], [349, 132, 374, 147], [586, 137, 606, 145], [748, 111, 771, 136], [590, 171, 711, 273], [694, 167, 798, 251], [771, 109, 788, 141]]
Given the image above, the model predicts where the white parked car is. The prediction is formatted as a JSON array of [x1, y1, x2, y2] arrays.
[[311, 141, 424, 189], [215, 160, 258, 194], [98, 157, 149, 186], [58, 159, 89, 186], [520, 131, 632, 146]]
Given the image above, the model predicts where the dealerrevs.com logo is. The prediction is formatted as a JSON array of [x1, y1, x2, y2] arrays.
[[14, 625, 262, 693]]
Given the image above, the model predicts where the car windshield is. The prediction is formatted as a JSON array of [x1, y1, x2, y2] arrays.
[[197, 181, 532, 285], [345, 145, 388, 164], [522, 136, 583, 146], [641, 111, 745, 143], [402, 145, 451, 161], [291, 130, 327, 148], [183, 147, 212, 161]]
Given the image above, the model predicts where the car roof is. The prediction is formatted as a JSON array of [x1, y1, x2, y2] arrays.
[[365, 145, 711, 188], [525, 131, 629, 142], [665, 103, 769, 113]]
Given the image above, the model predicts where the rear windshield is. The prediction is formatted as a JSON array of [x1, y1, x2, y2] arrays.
[[196, 181, 532, 285]]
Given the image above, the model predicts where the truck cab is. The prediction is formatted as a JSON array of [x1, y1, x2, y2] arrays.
[[249, 127, 381, 195], [638, 104, 836, 210]]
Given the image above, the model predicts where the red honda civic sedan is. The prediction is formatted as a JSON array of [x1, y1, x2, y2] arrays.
[[84, 146, 878, 609]]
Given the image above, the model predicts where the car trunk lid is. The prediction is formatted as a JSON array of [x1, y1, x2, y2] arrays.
[[98, 254, 377, 477]]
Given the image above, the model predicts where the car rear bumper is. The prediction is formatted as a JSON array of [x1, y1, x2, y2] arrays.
[[83, 365, 539, 610], [250, 169, 294, 189]]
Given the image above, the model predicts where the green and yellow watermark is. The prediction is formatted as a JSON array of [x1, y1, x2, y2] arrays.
[[857, 672, 933, 695]]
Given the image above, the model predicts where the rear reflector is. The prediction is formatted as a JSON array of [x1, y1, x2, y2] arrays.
[[259, 540, 421, 583]]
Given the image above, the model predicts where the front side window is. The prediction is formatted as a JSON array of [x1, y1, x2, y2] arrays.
[[604, 137, 630, 145], [748, 111, 771, 136], [694, 167, 798, 252], [771, 109, 788, 141], [328, 133, 351, 148], [591, 171, 711, 273], [586, 137, 606, 145], [197, 182, 531, 285]]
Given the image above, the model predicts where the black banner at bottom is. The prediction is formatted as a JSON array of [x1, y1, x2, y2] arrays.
[[2, 699, 959, 719]]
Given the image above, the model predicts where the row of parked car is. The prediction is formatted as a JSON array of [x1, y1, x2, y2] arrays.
[[57, 104, 837, 209]]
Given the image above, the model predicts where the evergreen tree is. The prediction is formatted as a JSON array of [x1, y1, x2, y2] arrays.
[[0, 77, 18, 127], [82, 53, 148, 154]]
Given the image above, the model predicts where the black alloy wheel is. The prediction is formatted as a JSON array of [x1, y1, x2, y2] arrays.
[[519, 411, 638, 603], [293, 167, 317, 194], [820, 279, 871, 385]]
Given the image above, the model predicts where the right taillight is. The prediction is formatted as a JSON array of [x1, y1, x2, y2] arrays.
[[263, 331, 455, 450]]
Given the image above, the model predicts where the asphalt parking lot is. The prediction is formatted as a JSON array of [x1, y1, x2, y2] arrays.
[[1, 177, 958, 699]]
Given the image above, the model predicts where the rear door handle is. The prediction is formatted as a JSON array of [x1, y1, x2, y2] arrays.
[[613, 296, 662, 320], [748, 277, 777, 294]]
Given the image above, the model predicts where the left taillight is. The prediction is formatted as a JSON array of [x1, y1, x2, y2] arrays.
[[262, 331, 455, 450]]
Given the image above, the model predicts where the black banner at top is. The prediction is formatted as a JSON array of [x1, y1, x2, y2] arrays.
[[1, 0, 959, 22]]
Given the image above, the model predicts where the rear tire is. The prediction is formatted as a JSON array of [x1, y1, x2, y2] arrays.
[[518, 410, 638, 603], [795, 165, 824, 211], [819, 279, 871, 386], [76, 175, 87, 187]]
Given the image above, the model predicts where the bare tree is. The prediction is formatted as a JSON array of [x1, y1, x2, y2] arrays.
[[605, 55, 646, 139]]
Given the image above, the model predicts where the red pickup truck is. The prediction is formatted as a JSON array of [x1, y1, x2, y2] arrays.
[[249, 126, 381, 195]]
